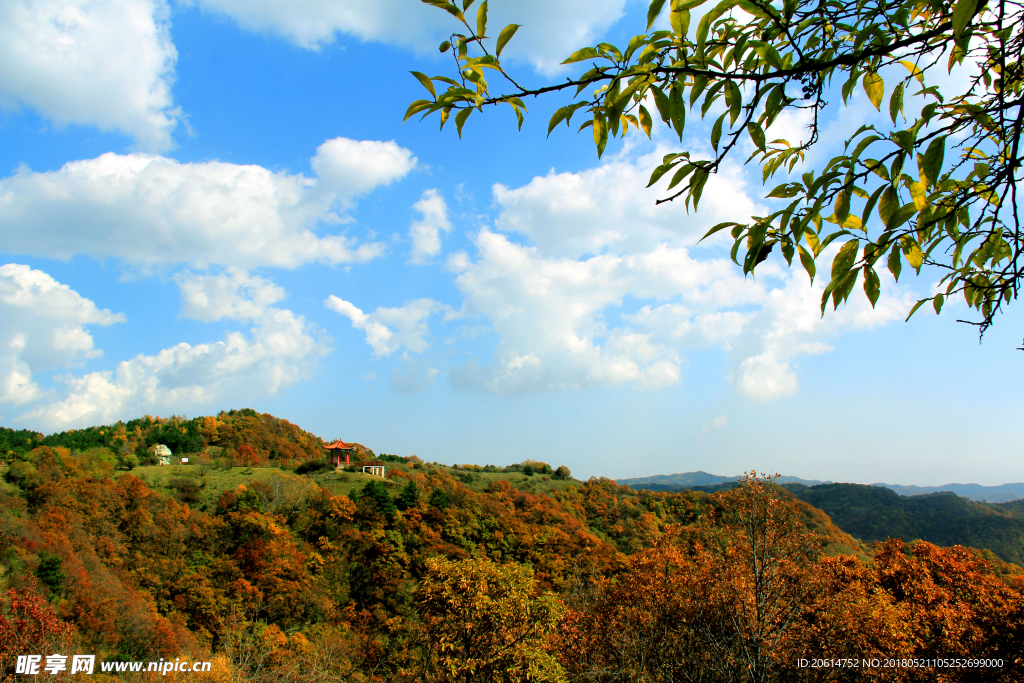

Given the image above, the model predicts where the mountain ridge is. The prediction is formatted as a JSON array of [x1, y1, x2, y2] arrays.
[[616, 471, 1024, 502]]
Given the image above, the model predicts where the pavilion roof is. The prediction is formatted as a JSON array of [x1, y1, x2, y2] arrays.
[[324, 440, 354, 450]]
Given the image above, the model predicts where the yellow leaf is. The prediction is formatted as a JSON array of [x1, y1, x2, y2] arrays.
[[862, 72, 884, 110]]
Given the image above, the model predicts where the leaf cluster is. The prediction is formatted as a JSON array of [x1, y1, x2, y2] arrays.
[[411, 0, 1024, 336]]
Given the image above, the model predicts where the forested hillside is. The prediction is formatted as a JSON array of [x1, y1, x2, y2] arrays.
[[0, 409, 357, 470], [785, 483, 1024, 567], [1, 414, 1023, 682]]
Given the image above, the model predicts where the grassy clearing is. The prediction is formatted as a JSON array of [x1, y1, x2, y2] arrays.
[[448, 469, 581, 495], [113, 461, 583, 510], [122, 465, 302, 510]]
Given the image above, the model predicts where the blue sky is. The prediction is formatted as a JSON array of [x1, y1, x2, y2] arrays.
[[1, 0, 1021, 485]]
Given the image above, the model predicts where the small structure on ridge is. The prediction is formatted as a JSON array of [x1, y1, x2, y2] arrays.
[[324, 440, 356, 467], [361, 462, 385, 477]]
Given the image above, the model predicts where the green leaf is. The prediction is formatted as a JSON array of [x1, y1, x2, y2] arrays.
[[563, 47, 601, 64], [862, 72, 884, 110], [699, 221, 737, 242], [863, 265, 880, 307], [652, 86, 672, 123], [831, 239, 860, 279], [851, 135, 880, 161], [889, 204, 918, 231], [547, 107, 569, 136], [902, 237, 924, 270], [690, 76, 709, 106], [404, 99, 434, 121], [439, 40, 451, 53], [905, 298, 928, 321], [747, 122, 766, 152], [888, 82, 904, 124], [832, 269, 859, 308], [696, 12, 712, 52], [411, 71, 437, 98], [476, 0, 488, 37], [887, 243, 902, 281], [711, 113, 725, 151], [495, 24, 520, 57], [834, 189, 851, 226], [864, 159, 889, 181], [952, 0, 979, 35], [798, 245, 816, 282], [737, 0, 773, 18], [767, 183, 800, 198], [667, 163, 696, 190], [878, 187, 899, 228], [671, 7, 691, 36], [455, 108, 471, 137], [919, 136, 946, 187], [594, 115, 608, 157], [670, 83, 685, 140], [647, 0, 668, 29], [763, 84, 785, 127], [932, 292, 944, 314]]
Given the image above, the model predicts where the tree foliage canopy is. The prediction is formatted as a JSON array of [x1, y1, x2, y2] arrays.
[[408, 0, 1024, 337]]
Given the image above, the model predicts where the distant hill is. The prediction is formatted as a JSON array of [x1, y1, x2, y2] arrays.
[[783, 483, 1024, 567], [617, 471, 1023, 503], [871, 481, 1024, 503], [617, 471, 829, 488]]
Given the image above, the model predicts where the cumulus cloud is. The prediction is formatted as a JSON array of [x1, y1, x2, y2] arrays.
[[409, 189, 453, 264], [441, 229, 908, 396], [0, 264, 125, 406], [193, 0, 626, 73], [447, 230, 750, 393], [728, 265, 911, 401], [0, 0, 179, 150], [310, 138, 418, 204], [17, 270, 329, 429], [493, 150, 761, 258], [175, 269, 286, 322], [325, 296, 442, 357], [0, 138, 416, 269]]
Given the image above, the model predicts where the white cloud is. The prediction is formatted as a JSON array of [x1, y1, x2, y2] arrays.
[[0, 138, 416, 269], [18, 276, 329, 430], [492, 150, 761, 258], [409, 189, 452, 264], [325, 296, 442, 357], [441, 232, 908, 396], [447, 230, 750, 393], [0, 264, 125, 405], [193, 0, 627, 73], [175, 269, 286, 322], [310, 138, 418, 203], [0, 0, 179, 151], [729, 264, 911, 401]]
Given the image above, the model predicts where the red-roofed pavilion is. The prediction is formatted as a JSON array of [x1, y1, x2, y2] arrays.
[[324, 440, 355, 467]]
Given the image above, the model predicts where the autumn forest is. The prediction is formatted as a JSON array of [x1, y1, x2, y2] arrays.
[[1, 411, 1022, 682]]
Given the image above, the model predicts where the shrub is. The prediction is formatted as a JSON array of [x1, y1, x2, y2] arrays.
[[295, 459, 333, 475]]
